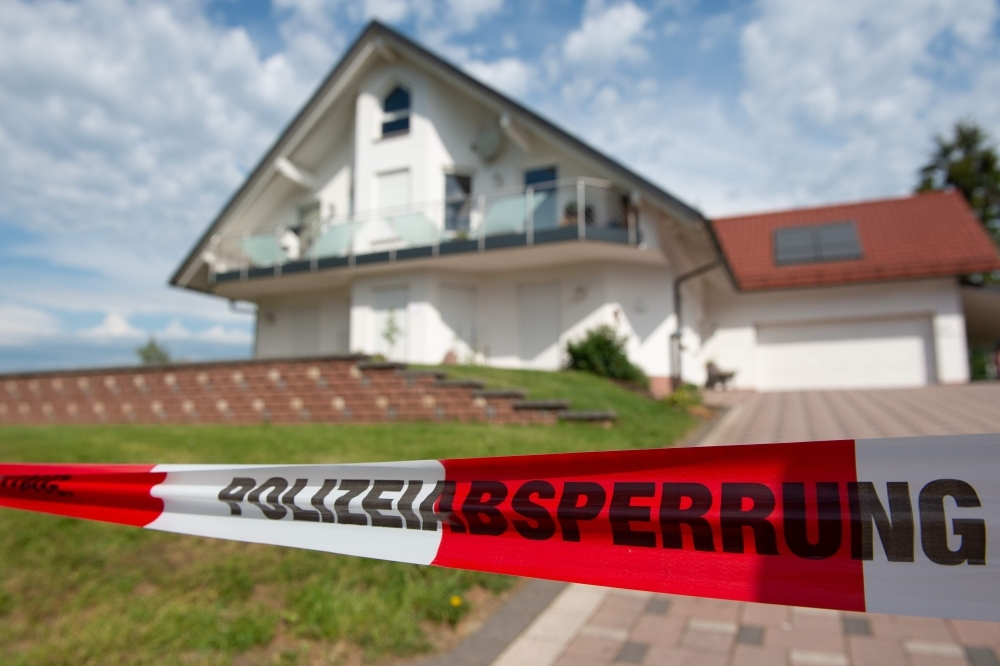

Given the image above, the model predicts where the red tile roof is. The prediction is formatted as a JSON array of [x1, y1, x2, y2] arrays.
[[710, 190, 1000, 291]]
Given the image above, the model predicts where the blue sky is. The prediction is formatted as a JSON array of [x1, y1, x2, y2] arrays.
[[1, 0, 999, 371]]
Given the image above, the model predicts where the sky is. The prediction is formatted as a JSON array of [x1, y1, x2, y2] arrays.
[[1, 0, 999, 371]]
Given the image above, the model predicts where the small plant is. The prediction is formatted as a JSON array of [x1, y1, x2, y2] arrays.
[[663, 383, 703, 409], [135, 337, 171, 365], [382, 310, 402, 349], [566, 325, 647, 387]]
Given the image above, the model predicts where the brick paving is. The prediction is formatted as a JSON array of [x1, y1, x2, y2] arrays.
[[493, 383, 1000, 666]]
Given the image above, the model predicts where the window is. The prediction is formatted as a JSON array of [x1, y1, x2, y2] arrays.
[[445, 174, 472, 231], [774, 221, 863, 265], [524, 166, 558, 229], [296, 201, 322, 250], [381, 86, 410, 137]]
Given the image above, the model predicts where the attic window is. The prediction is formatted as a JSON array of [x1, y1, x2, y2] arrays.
[[774, 221, 863, 265], [381, 86, 410, 137]]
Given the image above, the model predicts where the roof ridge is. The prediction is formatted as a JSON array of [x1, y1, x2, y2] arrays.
[[712, 189, 961, 223]]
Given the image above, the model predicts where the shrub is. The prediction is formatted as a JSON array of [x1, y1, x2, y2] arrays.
[[566, 325, 648, 387], [663, 383, 703, 409]]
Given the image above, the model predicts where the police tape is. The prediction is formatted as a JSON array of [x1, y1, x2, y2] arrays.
[[1, 434, 999, 621]]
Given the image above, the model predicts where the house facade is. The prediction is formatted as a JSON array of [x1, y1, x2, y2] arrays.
[[172, 22, 1000, 394]]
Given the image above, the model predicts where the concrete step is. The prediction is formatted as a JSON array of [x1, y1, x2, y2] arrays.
[[513, 399, 571, 411]]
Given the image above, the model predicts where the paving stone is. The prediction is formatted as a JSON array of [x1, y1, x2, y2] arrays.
[[903, 640, 965, 658], [687, 618, 738, 635], [679, 628, 732, 654], [847, 636, 908, 666], [614, 641, 649, 665], [764, 627, 845, 652], [589, 594, 649, 630], [841, 616, 871, 636], [628, 616, 685, 648], [646, 597, 671, 616], [741, 603, 790, 628], [562, 634, 626, 663], [870, 615, 956, 642], [681, 599, 742, 622], [952, 621, 1000, 648], [554, 654, 613, 666], [582, 625, 630, 642], [737, 625, 765, 646], [908, 656, 969, 666], [966, 646, 1000, 666], [788, 649, 849, 666], [731, 645, 787, 666], [640, 646, 728, 666]]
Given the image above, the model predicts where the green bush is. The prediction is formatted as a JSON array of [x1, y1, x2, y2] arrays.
[[566, 325, 648, 387]]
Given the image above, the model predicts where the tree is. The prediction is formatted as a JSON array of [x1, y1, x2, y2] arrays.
[[135, 337, 171, 365], [917, 121, 1000, 245]]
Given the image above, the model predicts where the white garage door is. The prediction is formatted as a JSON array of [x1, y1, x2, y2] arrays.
[[757, 317, 936, 391]]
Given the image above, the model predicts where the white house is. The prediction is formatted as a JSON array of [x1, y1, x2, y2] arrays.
[[171, 22, 1000, 395]]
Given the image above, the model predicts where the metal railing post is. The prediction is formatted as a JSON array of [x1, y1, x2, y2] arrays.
[[478, 195, 486, 252], [348, 232, 355, 266], [577, 178, 585, 240], [526, 186, 534, 245], [208, 234, 219, 285], [241, 231, 249, 281], [274, 226, 282, 277]]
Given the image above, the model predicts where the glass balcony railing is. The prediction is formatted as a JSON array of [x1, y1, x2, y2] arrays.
[[207, 178, 641, 283]]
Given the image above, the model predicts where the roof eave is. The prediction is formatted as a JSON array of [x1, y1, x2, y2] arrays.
[[170, 21, 728, 291]]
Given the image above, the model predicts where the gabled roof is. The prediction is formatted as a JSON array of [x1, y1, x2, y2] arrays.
[[170, 21, 711, 291], [710, 190, 1000, 291]]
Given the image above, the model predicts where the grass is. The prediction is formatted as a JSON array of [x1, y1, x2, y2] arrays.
[[0, 367, 696, 666]]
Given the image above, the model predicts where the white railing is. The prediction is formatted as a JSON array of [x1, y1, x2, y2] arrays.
[[207, 178, 638, 282]]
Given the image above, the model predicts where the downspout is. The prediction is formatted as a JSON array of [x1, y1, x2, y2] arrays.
[[670, 260, 721, 390]]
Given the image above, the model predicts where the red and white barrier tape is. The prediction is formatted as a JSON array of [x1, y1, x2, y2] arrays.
[[2, 434, 998, 621]]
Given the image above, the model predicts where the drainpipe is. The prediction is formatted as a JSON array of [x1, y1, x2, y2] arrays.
[[670, 260, 721, 390]]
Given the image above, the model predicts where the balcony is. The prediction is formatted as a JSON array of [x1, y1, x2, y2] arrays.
[[209, 178, 641, 284]]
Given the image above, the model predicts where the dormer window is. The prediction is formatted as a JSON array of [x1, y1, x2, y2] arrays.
[[381, 86, 410, 137], [774, 221, 863, 265]]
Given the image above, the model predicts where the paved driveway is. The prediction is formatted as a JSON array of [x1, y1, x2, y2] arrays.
[[701, 383, 1000, 446], [492, 383, 1000, 666]]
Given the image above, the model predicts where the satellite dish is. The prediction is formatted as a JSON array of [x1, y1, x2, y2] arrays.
[[473, 124, 503, 163]]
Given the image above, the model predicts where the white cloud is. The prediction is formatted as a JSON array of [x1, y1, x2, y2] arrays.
[[79, 313, 145, 341], [198, 325, 254, 345], [733, 0, 1000, 207], [159, 319, 193, 340], [156, 319, 251, 344], [0, 305, 59, 347], [365, 0, 410, 22], [563, 2, 649, 66], [0, 0, 323, 251], [445, 0, 503, 32], [465, 57, 535, 97]]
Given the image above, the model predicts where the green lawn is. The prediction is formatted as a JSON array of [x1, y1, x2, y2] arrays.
[[0, 367, 696, 666]]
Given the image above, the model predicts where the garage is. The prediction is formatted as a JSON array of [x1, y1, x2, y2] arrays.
[[756, 316, 937, 391]]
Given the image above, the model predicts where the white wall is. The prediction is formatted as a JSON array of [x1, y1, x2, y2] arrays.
[[255, 291, 351, 358], [700, 277, 970, 390], [338, 263, 675, 376]]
